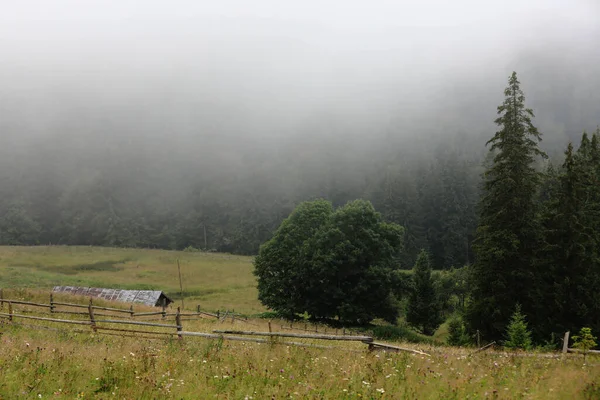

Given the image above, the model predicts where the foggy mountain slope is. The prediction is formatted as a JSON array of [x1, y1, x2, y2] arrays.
[[0, 0, 598, 266]]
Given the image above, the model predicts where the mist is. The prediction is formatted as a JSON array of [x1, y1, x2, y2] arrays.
[[0, 0, 599, 265]]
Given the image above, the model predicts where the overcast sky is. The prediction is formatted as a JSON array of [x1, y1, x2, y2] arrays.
[[1, 0, 598, 142]]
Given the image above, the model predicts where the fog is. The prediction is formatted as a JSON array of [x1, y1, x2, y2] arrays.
[[0, 1, 599, 262], [2, 0, 598, 142]]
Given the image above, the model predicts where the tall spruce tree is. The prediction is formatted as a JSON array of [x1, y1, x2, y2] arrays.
[[407, 249, 442, 335], [535, 134, 600, 337], [467, 72, 547, 341]]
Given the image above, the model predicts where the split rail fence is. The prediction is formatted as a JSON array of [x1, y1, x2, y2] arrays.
[[0, 291, 427, 355]]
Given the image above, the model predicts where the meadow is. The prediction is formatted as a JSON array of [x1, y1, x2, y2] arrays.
[[0, 246, 262, 315], [1, 300, 598, 399], [1, 247, 599, 399]]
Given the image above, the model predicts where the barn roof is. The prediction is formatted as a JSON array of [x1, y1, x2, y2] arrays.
[[52, 286, 173, 307]]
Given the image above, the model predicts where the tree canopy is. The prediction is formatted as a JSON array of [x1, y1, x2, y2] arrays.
[[254, 199, 404, 323]]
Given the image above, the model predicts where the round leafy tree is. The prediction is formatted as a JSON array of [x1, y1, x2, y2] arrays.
[[254, 199, 404, 324]]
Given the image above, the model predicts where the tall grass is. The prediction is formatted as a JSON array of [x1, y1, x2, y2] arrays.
[[0, 320, 598, 399]]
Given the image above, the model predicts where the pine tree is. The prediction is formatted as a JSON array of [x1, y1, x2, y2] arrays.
[[467, 72, 547, 341], [504, 304, 533, 350], [535, 135, 600, 337], [572, 327, 598, 362], [407, 249, 442, 335]]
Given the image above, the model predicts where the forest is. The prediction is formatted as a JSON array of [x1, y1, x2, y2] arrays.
[[1, 49, 598, 269]]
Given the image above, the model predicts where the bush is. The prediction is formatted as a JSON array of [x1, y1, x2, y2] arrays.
[[371, 325, 436, 345], [183, 246, 200, 252], [447, 316, 470, 346]]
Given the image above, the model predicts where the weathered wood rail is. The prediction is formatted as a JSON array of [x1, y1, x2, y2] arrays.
[[0, 290, 222, 321], [213, 329, 373, 342]]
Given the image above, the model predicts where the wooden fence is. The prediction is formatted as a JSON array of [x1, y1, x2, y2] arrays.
[[0, 289, 221, 321], [0, 293, 430, 355], [561, 331, 600, 355]]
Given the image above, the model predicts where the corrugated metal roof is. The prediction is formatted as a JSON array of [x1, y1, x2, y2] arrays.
[[52, 286, 173, 307]]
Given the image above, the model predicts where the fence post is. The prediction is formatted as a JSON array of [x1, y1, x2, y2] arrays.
[[129, 305, 134, 318], [562, 331, 570, 354], [268, 322, 272, 333], [176, 307, 182, 340], [197, 304, 200, 314], [162, 298, 166, 319], [88, 298, 97, 332], [50, 293, 55, 313], [0, 288, 3, 310], [8, 301, 13, 322]]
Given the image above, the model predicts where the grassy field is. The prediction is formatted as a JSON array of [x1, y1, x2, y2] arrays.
[[1, 249, 600, 399], [0, 290, 598, 399], [0, 246, 263, 315]]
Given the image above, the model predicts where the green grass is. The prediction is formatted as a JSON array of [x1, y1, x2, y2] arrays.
[[1, 259, 600, 398], [0, 313, 598, 399], [0, 246, 263, 314]]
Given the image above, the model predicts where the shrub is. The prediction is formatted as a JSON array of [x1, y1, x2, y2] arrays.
[[371, 325, 436, 345], [447, 316, 470, 346]]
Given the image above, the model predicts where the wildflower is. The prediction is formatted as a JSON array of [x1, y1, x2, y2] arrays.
[[385, 374, 392, 378], [362, 381, 370, 386], [130, 352, 135, 357], [343, 389, 348, 392], [376, 388, 385, 393]]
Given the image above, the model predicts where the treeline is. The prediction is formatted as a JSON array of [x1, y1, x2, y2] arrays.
[[2, 50, 598, 269], [0, 130, 481, 269]]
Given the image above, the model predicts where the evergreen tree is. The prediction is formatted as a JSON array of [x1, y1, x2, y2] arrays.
[[447, 315, 470, 346], [572, 327, 598, 362], [407, 249, 442, 335], [536, 135, 600, 337], [504, 304, 533, 350], [467, 72, 547, 341]]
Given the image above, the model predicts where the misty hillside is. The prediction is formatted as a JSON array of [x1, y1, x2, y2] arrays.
[[0, 1, 598, 268]]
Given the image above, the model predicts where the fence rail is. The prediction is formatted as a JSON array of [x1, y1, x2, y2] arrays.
[[0, 295, 398, 354], [0, 290, 221, 321], [213, 329, 373, 342], [3, 294, 591, 358]]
